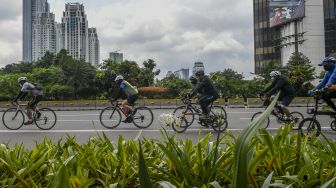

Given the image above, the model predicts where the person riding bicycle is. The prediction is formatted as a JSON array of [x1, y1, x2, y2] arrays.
[[13, 77, 43, 125], [308, 57, 336, 112], [187, 70, 220, 120], [260, 71, 295, 121], [112, 75, 139, 123]]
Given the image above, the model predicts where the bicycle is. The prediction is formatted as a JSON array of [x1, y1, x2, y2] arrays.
[[99, 99, 154, 129], [2, 102, 57, 130], [251, 95, 304, 129], [299, 89, 336, 138], [172, 96, 228, 133]]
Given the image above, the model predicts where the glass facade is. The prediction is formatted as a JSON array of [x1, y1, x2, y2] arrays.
[[254, 0, 281, 74], [324, 0, 336, 56]]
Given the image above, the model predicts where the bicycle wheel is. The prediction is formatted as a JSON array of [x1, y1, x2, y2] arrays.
[[251, 112, 270, 129], [172, 114, 190, 133], [99, 107, 122, 129], [132, 107, 154, 128], [210, 106, 228, 132], [34, 108, 57, 130], [290, 111, 304, 129], [173, 106, 194, 126], [2, 108, 24, 130], [299, 118, 321, 138]]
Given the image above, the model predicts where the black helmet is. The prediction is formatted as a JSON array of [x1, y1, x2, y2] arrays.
[[195, 70, 205, 77], [189, 76, 198, 84]]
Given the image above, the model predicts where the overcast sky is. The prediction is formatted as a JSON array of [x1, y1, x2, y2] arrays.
[[0, 0, 254, 78]]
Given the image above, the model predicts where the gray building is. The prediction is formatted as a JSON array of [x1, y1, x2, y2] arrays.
[[192, 62, 205, 75], [88, 28, 100, 65], [109, 52, 123, 63], [60, 3, 89, 62], [174, 69, 189, 80], [23, 0, 50, 62]]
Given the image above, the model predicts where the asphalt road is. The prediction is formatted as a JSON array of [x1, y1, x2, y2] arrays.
[[0, 107, 335, 147]]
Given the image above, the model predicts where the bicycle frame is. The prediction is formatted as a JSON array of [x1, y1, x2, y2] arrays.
[[182, 98, 214, 115]]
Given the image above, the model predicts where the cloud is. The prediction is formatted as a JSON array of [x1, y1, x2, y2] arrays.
[[0, 0, 21, 22], [0, 0, 254, 79]]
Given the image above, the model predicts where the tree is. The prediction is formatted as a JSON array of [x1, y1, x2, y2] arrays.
[[156, 75, 191, 98], [210, 69, 244, 97], [257, 60, 282, 81], [283, 52, 316, 96]]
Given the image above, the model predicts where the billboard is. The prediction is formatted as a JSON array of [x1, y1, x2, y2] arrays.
[[269, 0, 305, 27]]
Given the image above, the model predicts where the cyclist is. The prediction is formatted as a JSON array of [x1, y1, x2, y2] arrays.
[[187, 70, 220, 120], [113, 75, 139, 123], [13, 77, 43, 125], [308, 57, 336, 111], [261, 71, 295, 121]]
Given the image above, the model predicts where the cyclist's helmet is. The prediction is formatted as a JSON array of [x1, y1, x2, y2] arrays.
[[115, 75, 124, 82], [189, 75, 198, 84], [17, 77, 27, 86], [195, 70, 205, 77], [319, 57, 336, 71], [269, 71, 281, 78]]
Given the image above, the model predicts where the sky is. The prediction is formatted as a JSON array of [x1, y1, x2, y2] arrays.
[[0, 0, 254, 79]]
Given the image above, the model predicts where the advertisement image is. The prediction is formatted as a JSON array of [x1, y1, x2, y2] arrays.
[[269, 0, 305, 27]]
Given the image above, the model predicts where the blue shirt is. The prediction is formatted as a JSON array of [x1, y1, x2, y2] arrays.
[[314, 65, 336, 89]]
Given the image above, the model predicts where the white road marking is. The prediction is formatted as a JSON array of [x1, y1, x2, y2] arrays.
[[0, 127, 333, 133]]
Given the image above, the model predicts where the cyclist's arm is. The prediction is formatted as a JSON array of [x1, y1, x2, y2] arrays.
[[314, 72, 329, 90], [13, 91, 28, 102], [267, 80, 283, 96], [327, 70, 336, 87], [263, 79, 276, 94]]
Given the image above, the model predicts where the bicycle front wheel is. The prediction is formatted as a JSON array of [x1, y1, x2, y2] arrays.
[[35, 108, 57, 130], [299, 118, 321, 138], [290, 111, 304, 129], [132, 107, 154, 128], [173, 106, 195, 126], [2, 108, 24, 130], [99, 107, 122, 129], [251, 112, 270, 129]]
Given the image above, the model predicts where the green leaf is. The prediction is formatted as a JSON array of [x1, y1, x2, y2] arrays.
[[320, 177, 336, 188], [232, 92, 280, 187], [54, 165, 69, 188], [157, 181, 177, 188], [138, 140, 153, 188], [209, 181, 222, 188], [262, 171, 274, 188]]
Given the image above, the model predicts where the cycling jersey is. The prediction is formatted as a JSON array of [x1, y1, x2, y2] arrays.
[[264, 76, 295, 97], [118, 80, 138, 96], [21, 82, 43, 96], [314, 65, 336, 89], [190, 76, 219, 98]]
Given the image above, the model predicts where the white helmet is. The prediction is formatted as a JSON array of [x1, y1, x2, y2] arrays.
[[17, 77, 27, 83], [115, 75, 124, 81], [269, 71, 281, 78]]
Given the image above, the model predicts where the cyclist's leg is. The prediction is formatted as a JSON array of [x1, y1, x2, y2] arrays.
[[199, 95, 214, 116], [25, 96, 38, 124], [278, 96, 294, 118], [321, 90, 336, 111], [122, 95, 138, 115]]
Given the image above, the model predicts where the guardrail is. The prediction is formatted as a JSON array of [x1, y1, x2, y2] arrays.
[[0, 97, 318, 111]]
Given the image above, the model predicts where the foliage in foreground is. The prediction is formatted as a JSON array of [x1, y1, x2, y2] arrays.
[[0, 127, 335, 187]]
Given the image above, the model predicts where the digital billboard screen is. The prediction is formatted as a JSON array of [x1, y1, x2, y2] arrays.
[[269, 0, 305, 27]]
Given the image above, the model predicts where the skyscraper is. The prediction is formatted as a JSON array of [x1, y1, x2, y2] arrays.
[[109, 52, 123, 63], [23, 0, 49, 62], [88, 28, 100, 65], [32, 12, 56, 61], [192, 62, 205, 75], [60, 3, 89, 62]]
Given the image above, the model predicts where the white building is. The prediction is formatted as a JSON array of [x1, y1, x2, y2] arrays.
[[60, 3, 89, 62], [32, 12, 56, 61], [174, 69, 189, 80], [88, 28, 100, 65], [278, 0, 325, 69]]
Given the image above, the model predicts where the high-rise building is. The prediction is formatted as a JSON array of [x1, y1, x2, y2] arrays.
[[254, 0, 327, 73], [23, 0, 50, 62], [324, 0, 336, 56], [253, 0, 281, 74], [109, 52, 123, 63], [32, 12, 56, 61], [192, 62, 205, 75], [60, 3, 89, 62], [174, 69, 190, 80], [88, 28, 100, 65]]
